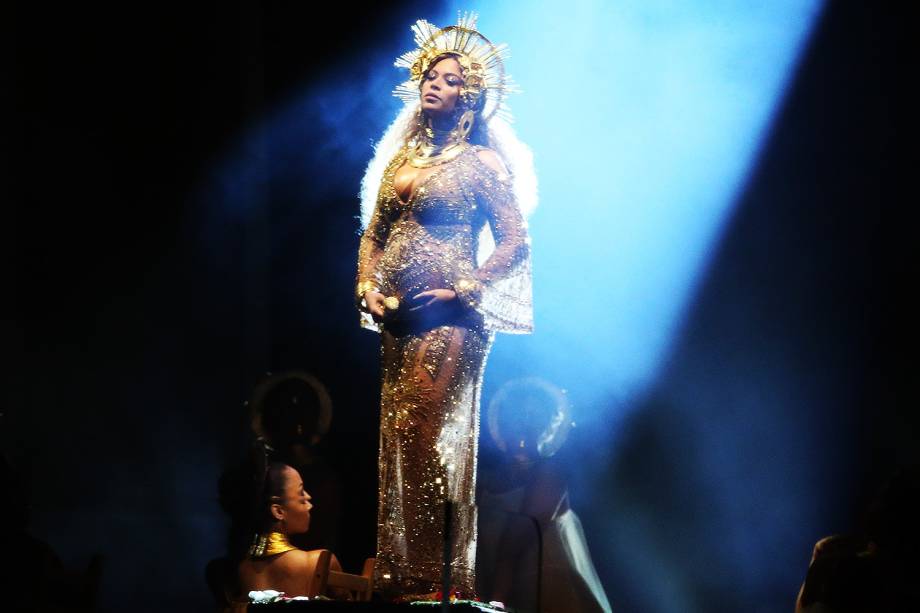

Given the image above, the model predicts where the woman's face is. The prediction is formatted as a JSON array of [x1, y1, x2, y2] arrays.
[[275, 465, 312, 534], [420, 56, 464, 117]]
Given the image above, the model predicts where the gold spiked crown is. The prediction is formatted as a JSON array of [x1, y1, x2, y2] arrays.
[[393, 12, 518, 122]]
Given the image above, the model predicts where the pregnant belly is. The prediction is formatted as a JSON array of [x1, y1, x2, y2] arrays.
[[379, 232, 459, 299], [378, 243, 477, 333], [386, 255, 454, 302]]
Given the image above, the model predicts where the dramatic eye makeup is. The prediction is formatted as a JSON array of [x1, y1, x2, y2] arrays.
[[425, 70, 463, 87]]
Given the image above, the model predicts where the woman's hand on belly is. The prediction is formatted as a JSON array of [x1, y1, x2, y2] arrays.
[[408, 288, 457, 312]]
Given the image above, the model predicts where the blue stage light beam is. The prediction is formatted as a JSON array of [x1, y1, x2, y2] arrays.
[[447, 0, 823, 430], [199, 2, 821, 425]]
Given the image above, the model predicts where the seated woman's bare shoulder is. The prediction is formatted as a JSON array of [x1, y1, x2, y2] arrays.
[[273, 549, 323, 575]]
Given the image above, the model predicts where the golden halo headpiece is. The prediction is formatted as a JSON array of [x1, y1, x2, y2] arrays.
[[393, 11, 517, 123]]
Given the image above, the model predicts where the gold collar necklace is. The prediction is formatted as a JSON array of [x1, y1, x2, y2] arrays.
[[407, 123, 469, 168], [248, 531, 297, 558]]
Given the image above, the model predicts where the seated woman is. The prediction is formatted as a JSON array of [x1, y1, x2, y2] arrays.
[[237, 462, 345, 599]]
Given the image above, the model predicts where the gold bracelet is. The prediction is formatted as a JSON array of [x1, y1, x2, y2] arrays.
[[356, 280, 380, 301], [454, 277, 483, 309]]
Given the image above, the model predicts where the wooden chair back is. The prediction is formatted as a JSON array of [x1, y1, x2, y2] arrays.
[[322, 557, 375, 601], [307, 549, 334, 596]]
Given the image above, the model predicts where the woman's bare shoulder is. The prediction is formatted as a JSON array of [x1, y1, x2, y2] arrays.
[[474, 147, 510, 177], [274, 549, 329, 574]]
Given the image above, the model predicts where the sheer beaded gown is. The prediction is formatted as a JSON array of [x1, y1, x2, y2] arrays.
[[356, 141, 532, 597]]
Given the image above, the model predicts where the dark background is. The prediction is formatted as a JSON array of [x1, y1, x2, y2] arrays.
[[8, 1, 911, 611]]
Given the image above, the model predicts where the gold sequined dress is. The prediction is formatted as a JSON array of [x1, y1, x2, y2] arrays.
[[356, 143, 533, 597]]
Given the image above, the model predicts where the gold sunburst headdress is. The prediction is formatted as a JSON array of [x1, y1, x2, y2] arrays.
[[393, 11, 517, 123]]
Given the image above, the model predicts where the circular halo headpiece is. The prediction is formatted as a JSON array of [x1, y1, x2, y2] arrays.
[[393, 11, 518, 123], [487, 377, 573, 458], [248, 370, 333, 447]]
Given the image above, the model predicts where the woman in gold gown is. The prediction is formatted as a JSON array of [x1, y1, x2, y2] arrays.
[[354, 14, 535, 600]]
